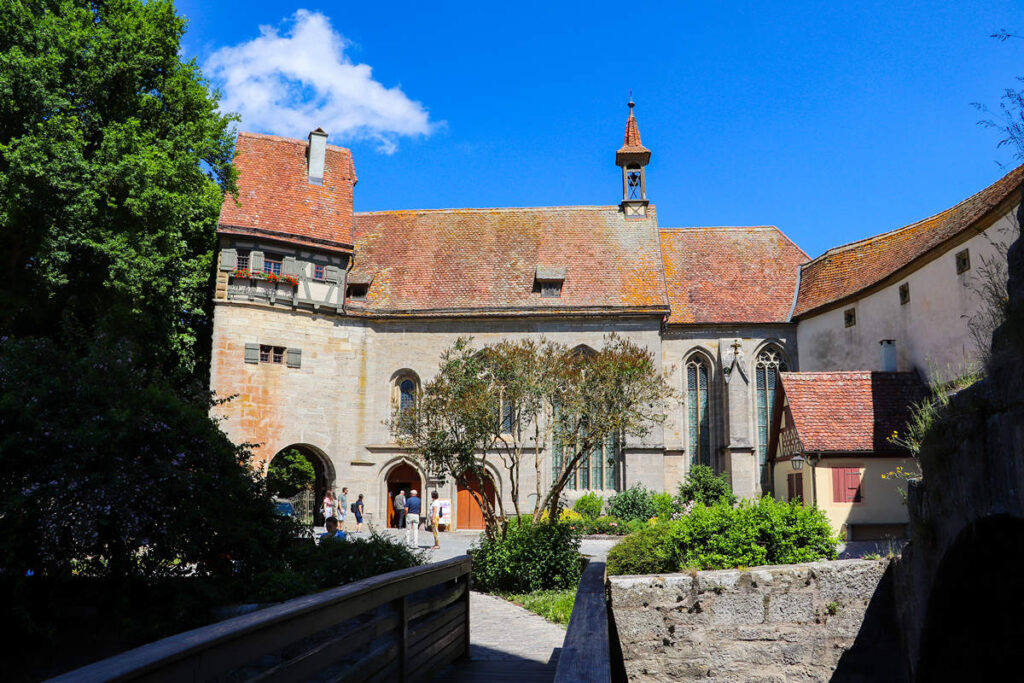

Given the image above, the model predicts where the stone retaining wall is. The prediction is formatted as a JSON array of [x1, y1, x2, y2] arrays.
[[609, 559, 890, 681]]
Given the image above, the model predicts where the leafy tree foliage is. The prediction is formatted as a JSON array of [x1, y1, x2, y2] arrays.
[[0, 0, 237, 382], [678, 464, 737, 507], [267, 448, 316, 498], [393, 335, 673, 537]]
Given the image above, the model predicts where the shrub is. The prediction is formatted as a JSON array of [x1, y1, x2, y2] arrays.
[[651, 492, 677, 518], [471, 518, 584, 593], [608, 485, 657, 522], [607, 497, 840, 575], [560, 508, 584, 525], [573, 492, 605, 519], [582, 515, 629, 535], [678, 464, 736, 506]]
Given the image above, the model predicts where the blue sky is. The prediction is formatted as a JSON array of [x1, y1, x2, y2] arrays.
[[179, 1, 1023, 257]]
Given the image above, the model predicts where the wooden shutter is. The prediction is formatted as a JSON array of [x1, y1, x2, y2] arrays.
[[787, 474, 795, 501], [846, 468, 862, 502], [244, 343, 259, 364], [794, 473, 803, 502], [282, 256, 299, 276], [832, 468, 844, 503], [249, 251, 265, 272], [286, 348, 301, 368], [324, 265, 342, 283], [220, 248, 237, 271]]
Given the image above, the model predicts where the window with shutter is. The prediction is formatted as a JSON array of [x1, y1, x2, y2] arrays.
[[324, 266, 342, 283], [220, 249, 237, 271], [795, 472, 804, 501], [287, 348, 301, 368], [832, 467, 863, 502], [787, 473, 795, 501], [249, 251, 265, 272], [244, 343, 259, 364], [282, 256, 299, 277]]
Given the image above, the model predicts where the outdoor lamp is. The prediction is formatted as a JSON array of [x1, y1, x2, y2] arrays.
[[790, 454, 806, 471]]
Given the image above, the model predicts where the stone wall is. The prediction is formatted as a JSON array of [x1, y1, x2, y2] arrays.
[[609, 559, 892, 681]]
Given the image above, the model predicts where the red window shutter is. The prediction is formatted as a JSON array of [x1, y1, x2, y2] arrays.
[[832, 468, 844, 502], [795, 473, 804, 501], [787, 474, 794, 500], [846, 469, 863, 502]]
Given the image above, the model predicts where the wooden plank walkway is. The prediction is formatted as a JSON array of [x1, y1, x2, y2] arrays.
[[431, 591, 564, 682]]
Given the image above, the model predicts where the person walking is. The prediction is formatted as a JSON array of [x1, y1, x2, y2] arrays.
[[322, 491, 335, 523], [393, 490, 406, 530], [337, 487, 349, 530], [429, 491, 442, 550], [405, 489, 422, 548], [353, 494, 365, 533]]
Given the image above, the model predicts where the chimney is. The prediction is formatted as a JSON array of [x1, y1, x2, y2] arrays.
[[307, 128, 328, 185], [879, 339, 897, 372]]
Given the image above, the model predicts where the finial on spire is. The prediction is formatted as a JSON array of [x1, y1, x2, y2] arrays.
[[628, 92, 635, 112]]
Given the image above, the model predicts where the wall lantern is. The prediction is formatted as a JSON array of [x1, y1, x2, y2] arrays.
[[790, 454, 806, 471]]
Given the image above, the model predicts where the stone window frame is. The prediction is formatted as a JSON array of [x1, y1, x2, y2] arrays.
[[753, 343, 789, 473], [390, 370, 422, 436], [955, 248, 971, 275], [683, 349, 715, 470], [844, 308, 857, 328]]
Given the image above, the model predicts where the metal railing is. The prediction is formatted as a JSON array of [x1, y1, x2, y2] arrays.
[[50, 556, 472, 683]]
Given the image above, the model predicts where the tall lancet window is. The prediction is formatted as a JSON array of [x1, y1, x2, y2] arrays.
[[399, 379, 417, 415], [755, 347, 787, 470], [686, 355, 712, 467]]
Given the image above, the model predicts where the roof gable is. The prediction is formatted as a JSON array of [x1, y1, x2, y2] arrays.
[[659, 226, 809, 324], [777, 371, 926, 454], [218, 132, 357, 253]]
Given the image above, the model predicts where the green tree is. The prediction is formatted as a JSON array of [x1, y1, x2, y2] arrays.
[[678, 464, 737, 506], [0, 0, 237, 383], [267, 449, 316, 498]]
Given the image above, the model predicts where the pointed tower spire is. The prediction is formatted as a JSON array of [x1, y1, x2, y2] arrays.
[[616, 96, 651, 217]]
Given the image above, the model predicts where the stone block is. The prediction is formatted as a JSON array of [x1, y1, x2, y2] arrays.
[[710, 592, 765, 625], [767, 593, 815, 623]]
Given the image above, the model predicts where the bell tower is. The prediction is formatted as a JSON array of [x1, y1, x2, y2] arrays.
[[616, 97, 651, 217]]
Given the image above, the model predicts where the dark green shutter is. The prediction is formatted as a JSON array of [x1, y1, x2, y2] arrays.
[[286, 348, 302, 368], [244, 343, 259, 364], [220, 248, 237, 271]]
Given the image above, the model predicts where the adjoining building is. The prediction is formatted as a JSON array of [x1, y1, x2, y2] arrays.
[[208, 102, 1023, 531]]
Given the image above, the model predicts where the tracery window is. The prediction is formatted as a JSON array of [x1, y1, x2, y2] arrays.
[[686, 355, 712, 468], [552, 417, 619, 491], [755, 346, 788, 471]]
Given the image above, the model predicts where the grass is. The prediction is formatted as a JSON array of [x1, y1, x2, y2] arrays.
[[497, 588, 576, 627]]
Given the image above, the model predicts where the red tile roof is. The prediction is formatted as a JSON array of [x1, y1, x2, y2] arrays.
[[779, 371, 926, 454], [218, 132, 357, 253], [659, 227, 809, 324], [793, 165, 1024, 318], [617, 101, 651, 165], [349, 206, 669, 316]]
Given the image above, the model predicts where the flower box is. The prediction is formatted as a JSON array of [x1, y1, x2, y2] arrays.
[[231, 269, 299, 287]]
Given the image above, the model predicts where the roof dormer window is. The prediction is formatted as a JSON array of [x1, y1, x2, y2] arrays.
[[347, 283, 368, 301], [535, 266, 565, 299]]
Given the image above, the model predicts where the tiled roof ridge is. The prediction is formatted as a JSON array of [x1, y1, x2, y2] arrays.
[[659, 226, 811, 261], [236, 130, 352, 154], [355, 204, 635, 216], [803, 164, 1024, 266], [780, 370, 914, 379]]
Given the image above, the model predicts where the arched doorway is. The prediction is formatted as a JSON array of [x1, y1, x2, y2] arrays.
[[457, 470, 496, 530], [268, 445, 334, 526], [385, 462, 422, 528]]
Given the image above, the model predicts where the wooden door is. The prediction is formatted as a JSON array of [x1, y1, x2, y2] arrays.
[[456, 472, 495, 530]]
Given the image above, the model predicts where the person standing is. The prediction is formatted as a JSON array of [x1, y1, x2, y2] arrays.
[[429, 491, 442, 550], [354, 494, 365, 533], [322, 491, 335, 523], [319, 516, 346, 543], [393, 490, 406, 530], [337, 487, 349, 530], [405, 489, 422, 548]]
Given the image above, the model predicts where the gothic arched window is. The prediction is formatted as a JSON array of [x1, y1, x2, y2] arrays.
[[686, 354, 712, 468], [399, 379, 416, 415], [755, 346, 788, 471]]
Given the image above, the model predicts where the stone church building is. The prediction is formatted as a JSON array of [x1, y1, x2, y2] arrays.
[[209, 103, 1022, 532]]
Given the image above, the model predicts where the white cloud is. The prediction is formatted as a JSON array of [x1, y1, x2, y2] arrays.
[[205, 10, 435, 154]]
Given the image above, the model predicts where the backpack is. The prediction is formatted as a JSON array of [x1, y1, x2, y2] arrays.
[[351, 502, 358, 514]]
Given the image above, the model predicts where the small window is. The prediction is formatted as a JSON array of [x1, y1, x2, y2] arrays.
[[264, 254, 283, 276], [237, 251, 250, 271], [347, 284, 368, 300], [313, 264, 325, 280], [899, 283, 910, 305], [540, 281, 562, 298], [844, 308, 856, 328], [955, 249, 971, 275], [259, 345, 286, 364]]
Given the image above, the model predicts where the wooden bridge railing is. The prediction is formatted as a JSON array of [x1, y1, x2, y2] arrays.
[[49, 555, 472, 683], [554, 559, 611, 683]]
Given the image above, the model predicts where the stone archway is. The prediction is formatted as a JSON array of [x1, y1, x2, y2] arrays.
[[268, 444, 335, 526], [916, 515, 1024, 680], [384, 461, 423, 528]]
